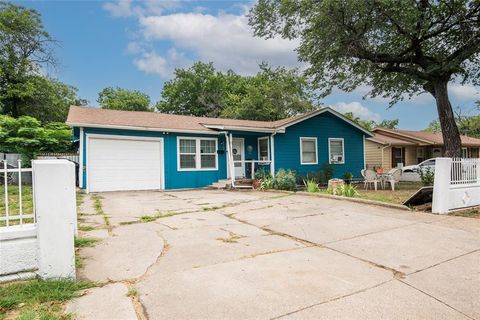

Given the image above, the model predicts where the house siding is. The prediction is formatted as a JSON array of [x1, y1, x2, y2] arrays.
[[274, 112, 366, 179], [80, 127, 228, 190], [365, 139, 384, 169]]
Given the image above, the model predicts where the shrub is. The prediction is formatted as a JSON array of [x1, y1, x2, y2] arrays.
[[303, 178, 320, 193], [253, 167, 271, 181], [326, 184, 358, 197], [418, 167, 435, 186], [260, 177, 274, 190], [272, 169, 296, 191]]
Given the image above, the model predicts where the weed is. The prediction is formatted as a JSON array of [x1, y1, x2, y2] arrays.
[[217, 231, 244, 243], [303, 179, 320, 193], [74, 237, 99, 248], [78, 225, 95, 232], [126, 288, 138, 298]]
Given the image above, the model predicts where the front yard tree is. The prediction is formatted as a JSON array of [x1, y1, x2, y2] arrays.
[[97, 87, 152, 112], [0, 1, 55, 118], [249, 0, 480, 157]]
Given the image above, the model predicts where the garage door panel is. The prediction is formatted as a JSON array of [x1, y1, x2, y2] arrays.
[[88, 137, 163, 192]]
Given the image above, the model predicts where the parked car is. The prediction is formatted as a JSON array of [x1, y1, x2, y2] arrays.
[[402, 158, 436, 173]]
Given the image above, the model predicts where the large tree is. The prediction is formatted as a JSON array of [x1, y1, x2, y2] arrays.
[[249, 0, 480, 157], [0, 1, 85, 122], [97, 87, 152, 112], [343, 112, 399, 130], [156, 62, 316, 120]]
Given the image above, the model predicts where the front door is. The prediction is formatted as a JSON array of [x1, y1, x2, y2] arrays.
[[232, 138, 245, 178]]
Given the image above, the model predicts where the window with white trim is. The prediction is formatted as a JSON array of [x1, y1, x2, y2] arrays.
[[258, 137, 270, 161], [300, 137, 318, 164], [329, 138, 344, 164], [178, 137, 217, 170]]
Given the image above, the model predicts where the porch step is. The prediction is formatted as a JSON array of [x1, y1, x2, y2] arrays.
[[210, 179, 232, 189]]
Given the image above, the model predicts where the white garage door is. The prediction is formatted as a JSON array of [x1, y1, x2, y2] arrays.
[[88, 137, 163, 192]]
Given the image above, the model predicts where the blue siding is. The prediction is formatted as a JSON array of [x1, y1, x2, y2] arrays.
[[274, 112, 365, 179], [80, 127, 228, 190]]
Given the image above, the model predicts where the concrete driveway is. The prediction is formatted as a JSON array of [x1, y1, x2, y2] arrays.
[[69, 190, 480, 320]]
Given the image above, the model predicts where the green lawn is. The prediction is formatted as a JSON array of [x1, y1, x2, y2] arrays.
[[0, 185, 34, 227], [0, 279, 92, 320], [354, 182, 423, 205]]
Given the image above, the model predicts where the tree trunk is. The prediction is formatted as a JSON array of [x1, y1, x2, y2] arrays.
[[431, 80, 462, 158]]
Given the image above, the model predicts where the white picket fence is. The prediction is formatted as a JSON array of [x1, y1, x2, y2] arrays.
[[37, 152, 79, 163], [1, 160, 34, 227], [432, 158, 480, 214]]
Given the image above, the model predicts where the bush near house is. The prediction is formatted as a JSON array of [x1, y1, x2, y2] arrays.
[[297, 162, 334, 185], [0, 115, 74, 162]]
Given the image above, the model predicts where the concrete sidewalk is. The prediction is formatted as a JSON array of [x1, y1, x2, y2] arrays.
[[68, 190, 480, 320]]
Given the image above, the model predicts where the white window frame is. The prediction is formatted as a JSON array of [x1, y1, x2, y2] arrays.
[[462, 147, 468, 158], [257, 136, 270, 161], [177, 136, 218, 171], [300, 137, 318, 165], [328, 138, 345, 164]]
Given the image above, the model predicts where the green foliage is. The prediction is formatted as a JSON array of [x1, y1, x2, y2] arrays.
[[425, 107, 480, 138], [303, 178, 320, 193], [253, 167, 271, 181], [321, 162, 334, 182], [249, 0, 480, 156], [74, 237, 98, 248], [343, 172, 353, 180], [0, 279, 92, 311], [418, 167, 435, 186], [0, 115, 73, 160], [156, 61, 317, 120], [343, 112, 398, 131], [98, 87, 152, 112], [260, 177, 274, 190], [0, 2, 85, 122], [272, 169, 297, 191], [326, 184, 359, 197]]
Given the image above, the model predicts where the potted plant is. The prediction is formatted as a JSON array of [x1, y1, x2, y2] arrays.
[[343, 172, 353, 185]]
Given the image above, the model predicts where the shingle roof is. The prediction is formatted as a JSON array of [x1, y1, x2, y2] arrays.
[[66, 106, 330, 133], [66, 106, 374, 136], [371, 128, 480, 147], [368, 132, 417, 145]]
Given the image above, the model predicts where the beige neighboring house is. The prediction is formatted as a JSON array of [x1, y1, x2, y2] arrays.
[[365, 128, 480, 171]]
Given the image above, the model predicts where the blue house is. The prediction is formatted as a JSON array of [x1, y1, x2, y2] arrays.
[[67, 106, 373, 192]]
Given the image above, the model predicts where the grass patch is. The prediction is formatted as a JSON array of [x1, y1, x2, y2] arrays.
[[217, 231, 245, 243], [0, 279, 93, 319], [76, 192, 85, 209], [78, 225, 95, 232], [450, 207, 480, 219], [202, 204, 227, 211], [74, 237, 99, 248], [75, 255, 85, 269], [322, 182, 423, 205], [139, 210, 177, 223], [91, 194, 104, 215], [0, 185, 34, 227], [126, 287, 138, 298]]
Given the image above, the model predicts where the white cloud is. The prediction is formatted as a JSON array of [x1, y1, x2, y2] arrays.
[[134, 48, 190, 77], [137, 12, 300, 75], [450, 83, 480, 100], [331, 102, 382, 122], [103, 0, 181, 18], [125, 41, 144, 55]]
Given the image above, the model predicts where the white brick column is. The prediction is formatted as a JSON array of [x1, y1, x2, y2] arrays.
[[432, 158, 452, 214], [33, 159, 76, 279]]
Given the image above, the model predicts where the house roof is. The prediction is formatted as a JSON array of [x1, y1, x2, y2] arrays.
[[370, 128, 480, 147], [66, 106, 374, 136]]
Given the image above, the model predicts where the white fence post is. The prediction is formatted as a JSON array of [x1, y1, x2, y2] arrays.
[[432, 158, 452, 214], [33, 159, 76, 279]]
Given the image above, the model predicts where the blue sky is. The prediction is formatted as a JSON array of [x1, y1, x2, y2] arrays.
[[19, 0, 480, 130]]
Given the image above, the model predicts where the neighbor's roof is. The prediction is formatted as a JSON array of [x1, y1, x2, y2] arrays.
[[66, 106, 373, 136], [371, 128, 480, 146], [368, 132, 417, 146]]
